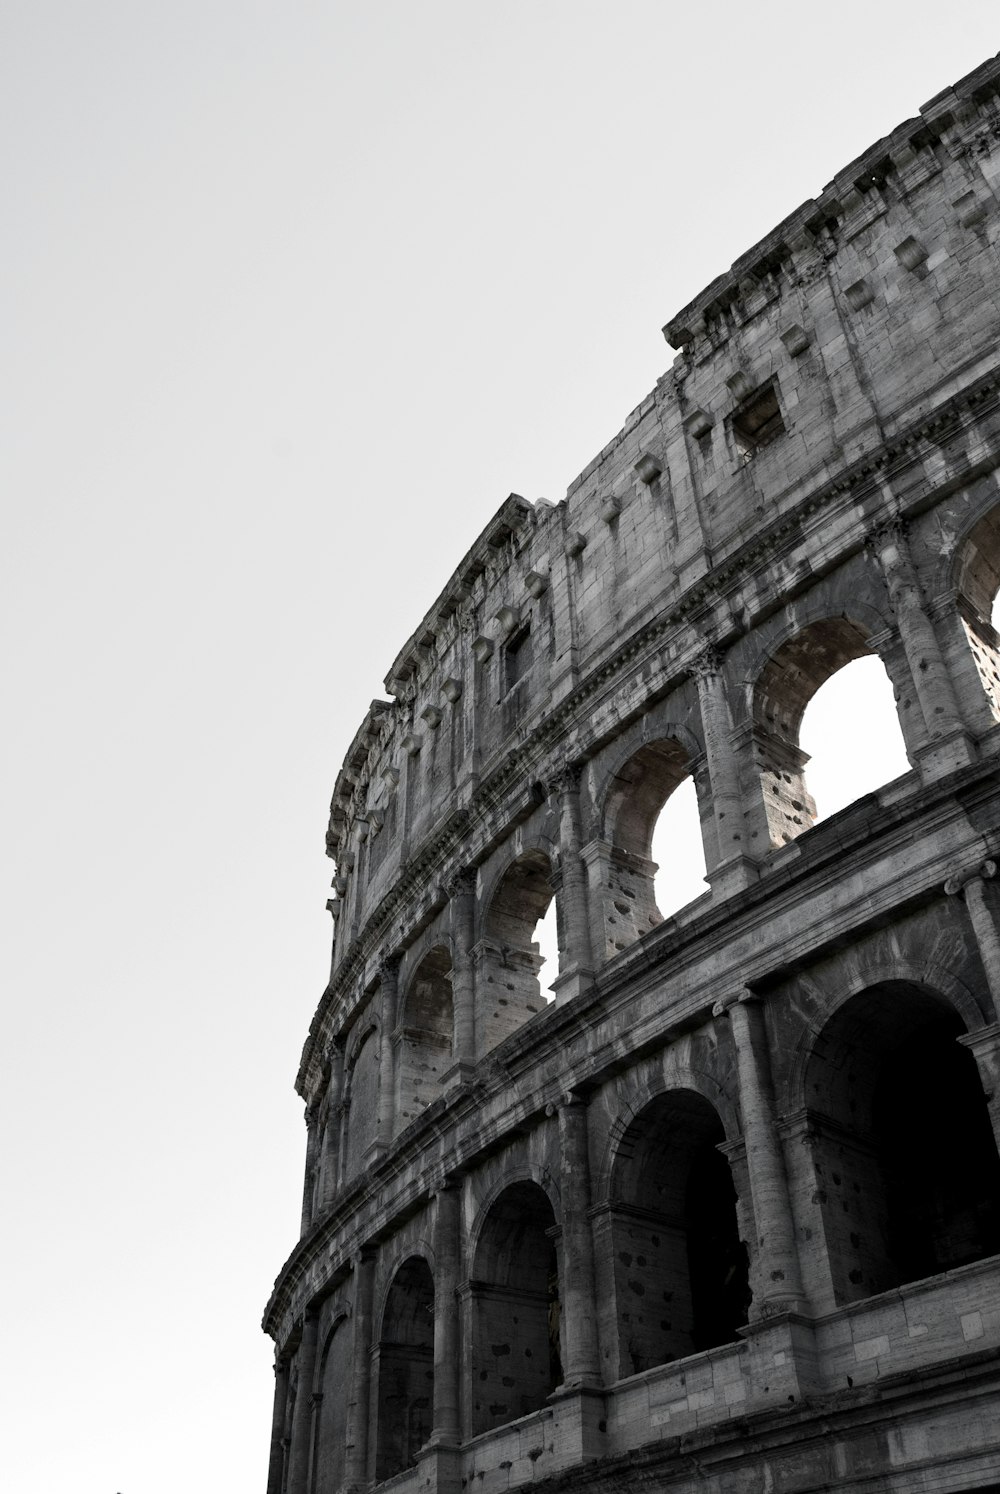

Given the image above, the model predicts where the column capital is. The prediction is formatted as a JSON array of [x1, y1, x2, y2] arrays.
[[547, 762, 583, 797], [690, 642, 725, 680], [445, 866, 477, 900], [712, 987, 760, 1017], [377, 950, 403, 980], [323, 1031, 346, 1063], [865, 513, 908, 560], [944, 858, 997, 896]]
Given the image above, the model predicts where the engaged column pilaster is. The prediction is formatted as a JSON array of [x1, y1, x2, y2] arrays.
[[693, 646, 757, 895], [947, 860, 1000, 1153], [374, 954, 401, 1152], [715, 992, 805, 1316], [286, 1309, 318, 1494], [555, 1095, 601, 1384], [345, 1252, 376, 1492], [266, 1355, 290, 1494], [549, 767, 596, 1005], [447, 869, 477, 1079], [868, 518, 975, 776], [431, 1183, 462, 1444]]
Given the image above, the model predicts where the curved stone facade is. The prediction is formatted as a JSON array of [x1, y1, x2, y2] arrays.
[[265, 55, 1000, 1494]]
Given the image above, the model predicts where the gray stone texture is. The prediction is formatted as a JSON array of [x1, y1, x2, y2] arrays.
[[265, 53, 1000, 1494]]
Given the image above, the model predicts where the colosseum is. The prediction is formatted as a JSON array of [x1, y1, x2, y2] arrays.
[[264, 55, 1000, 1494]]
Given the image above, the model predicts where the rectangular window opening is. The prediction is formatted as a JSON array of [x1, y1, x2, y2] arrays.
[[504, 625, 533, 693], [732, 383, 785, 463]]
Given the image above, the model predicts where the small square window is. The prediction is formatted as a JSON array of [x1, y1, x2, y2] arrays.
[[732, 383, 785, 462]]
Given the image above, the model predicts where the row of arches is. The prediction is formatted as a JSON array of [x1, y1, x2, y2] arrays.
[[296, 978, 1000, 1490], [330, 627, 912, 1168], [316, 500, 1000, 1199], [344, 491, 1000, 927]]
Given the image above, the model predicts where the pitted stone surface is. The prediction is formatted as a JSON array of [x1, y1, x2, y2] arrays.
[[266, 54, 1000, 1494]]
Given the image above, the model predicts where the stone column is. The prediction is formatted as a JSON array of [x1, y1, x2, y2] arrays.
[[300, 1106, 319, 1238], [431, 1184, 462, 1443], [556, 1096, 601, 1383], [375, 955, 401, 1149], [947, 860, 1000, 1153], [266, 1355, 290, 1494], [945, 860, 1000, 1021], [549, 768, 595, 1004], [345, 1252, 376, 1491], [448, 870, 477, 1071], [715, 992, 805, 1314], [286, 1309, 318, 1494], [868, 519, 974, 773], [693, 646, 755, 892], [318, 1040, 345, 1210]]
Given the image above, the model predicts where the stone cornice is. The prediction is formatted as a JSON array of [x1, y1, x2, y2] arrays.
[[662, 53, 1000, 355]]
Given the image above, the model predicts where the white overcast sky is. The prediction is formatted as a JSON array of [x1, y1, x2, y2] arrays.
[[2, 6, 996, 1492]]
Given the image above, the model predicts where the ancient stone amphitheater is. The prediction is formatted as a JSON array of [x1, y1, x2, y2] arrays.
[[264, 55, 1000, 1494]]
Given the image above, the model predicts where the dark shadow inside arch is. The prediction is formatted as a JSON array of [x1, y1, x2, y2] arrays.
[[755, 617, 909, 846], [396, 946, 453, 1133], [603, 739, 708, 957], [480, 852, 556, 1055], [313, 1317, 351, 1494], [955, 503, 1000, 721], [471, 1181, 561, 1434], [375, 1257, 434, 1481], [804, 982, 1000, 1305], [608, 1091, 749, 1377]]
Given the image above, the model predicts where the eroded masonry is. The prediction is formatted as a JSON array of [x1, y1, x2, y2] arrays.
[[264, 56, 1000, 1494]]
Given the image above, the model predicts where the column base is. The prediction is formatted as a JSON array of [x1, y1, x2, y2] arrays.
[[439, 1058, 477, 1092], [363, 1137, 389, 1167], [545, 1381, 608, 1464], [738, 1311, 821, 1404], [550, 964, 596, 1006], [417, 1438, 463, 1494], [706, 854, 760, 900], [915, 726, 977, 781]]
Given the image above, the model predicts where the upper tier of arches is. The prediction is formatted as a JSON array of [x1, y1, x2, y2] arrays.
[[312, 478, 1000, 1127]]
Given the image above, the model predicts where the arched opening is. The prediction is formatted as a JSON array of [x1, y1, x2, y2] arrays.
[[601, 739, 707, 959], [650, 776, 709, 919], [480, 852, 556, 1055], [471, 1181, 561, 1434], [534, 899, 559, 1000], [396, 947, 453, 1132], [803, 983, 1000, 1305], [313, 1317, 351, 1494], [754, 618, 909, 846], [607, 1091, 748, 1377], [375, 1257, 434, 1481], [955, 504, 1000, 719], [343, 1027, 380, 1181], [799, 655, 911, 821]]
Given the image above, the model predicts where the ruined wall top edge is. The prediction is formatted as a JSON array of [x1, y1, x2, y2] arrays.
[[312, 54, 1000, 1092]]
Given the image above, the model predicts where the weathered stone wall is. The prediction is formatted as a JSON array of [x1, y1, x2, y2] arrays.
[[265, 54, 1000, 1494]]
